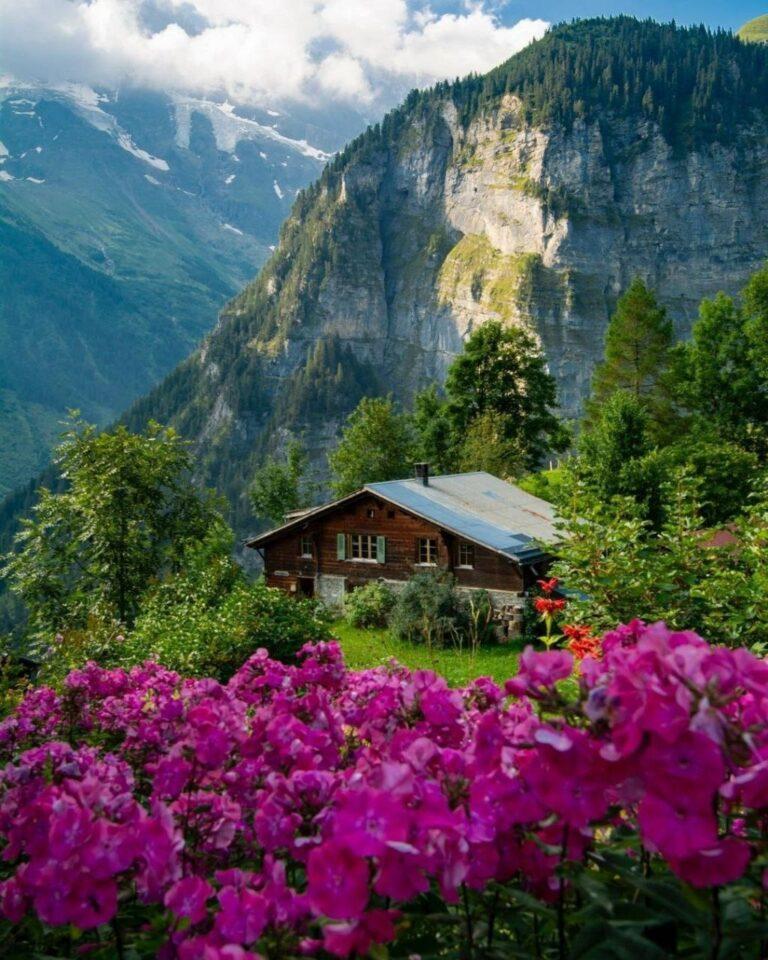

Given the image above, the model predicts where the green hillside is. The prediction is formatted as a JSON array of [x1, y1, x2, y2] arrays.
[[738, 14, 768, 42]]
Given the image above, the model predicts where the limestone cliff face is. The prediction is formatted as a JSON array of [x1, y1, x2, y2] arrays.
[[235, 95, 768, 425]]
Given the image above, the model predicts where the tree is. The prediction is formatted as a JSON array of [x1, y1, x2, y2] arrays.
[[672, 269, 768, 457], [577, 391, 664, 524], [328, 397, 415, 497], [458, 410, 527, 477], [588, 278, 674, 435], [250, 441, 314, 527], [411, 385, 453, 473], [2, 419, 222, 638], [444, 321, 569, 471]]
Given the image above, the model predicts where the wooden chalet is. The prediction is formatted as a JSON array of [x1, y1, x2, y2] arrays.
[[247, 466, 558, 627]]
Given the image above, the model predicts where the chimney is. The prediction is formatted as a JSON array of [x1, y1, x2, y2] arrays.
[[414, 462, 430, 486]]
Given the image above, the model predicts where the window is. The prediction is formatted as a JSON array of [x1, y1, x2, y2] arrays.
[[457, 542, 475, 568], [299, 535, 313, 558], [351, 534, 377, 561], [418, 537, 438, 565], [367, 508, 376, 519]]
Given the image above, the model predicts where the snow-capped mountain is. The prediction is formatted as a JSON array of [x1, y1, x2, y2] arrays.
[[0, 80, 354, 495]]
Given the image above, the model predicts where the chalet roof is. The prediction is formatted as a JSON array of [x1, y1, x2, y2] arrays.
[[248, 471, 558, 564], [366, 472, 558, 563]]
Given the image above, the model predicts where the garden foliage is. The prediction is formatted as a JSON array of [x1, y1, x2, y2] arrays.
[[343, 581, 395, 629], [1, 622, 768, 957]]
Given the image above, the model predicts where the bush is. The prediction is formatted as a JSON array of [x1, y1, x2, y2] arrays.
[[3, 622, 768, 957], [344, 581, 395, 628], [125, 574, 330, 680], [390, 571, 472, 646]]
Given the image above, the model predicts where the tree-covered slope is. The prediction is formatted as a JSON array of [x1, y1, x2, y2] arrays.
[[0, 84, 332, 494]]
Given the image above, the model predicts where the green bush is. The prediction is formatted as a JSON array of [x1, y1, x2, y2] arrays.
[[124, 572, 330, 680], [390, 571, 495, 647], [344, 581, 396, 628]]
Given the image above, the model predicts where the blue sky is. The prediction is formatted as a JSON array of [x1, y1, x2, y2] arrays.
[[497, 0, 764, 33]]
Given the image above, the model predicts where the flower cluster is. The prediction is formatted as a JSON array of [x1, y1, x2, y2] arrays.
[[1, 624, 768, 956]]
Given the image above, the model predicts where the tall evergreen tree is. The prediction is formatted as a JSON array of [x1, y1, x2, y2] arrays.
[[588, 278, 674, 435]]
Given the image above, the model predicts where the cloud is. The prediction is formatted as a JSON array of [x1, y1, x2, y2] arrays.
[[0, 0, 548, 106]]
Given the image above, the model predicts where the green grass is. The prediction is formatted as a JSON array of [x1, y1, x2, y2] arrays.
[[331, 620, 521, 687]]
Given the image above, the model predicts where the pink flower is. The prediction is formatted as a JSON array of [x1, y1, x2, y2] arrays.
[[214, 886, 268, 944], [506, 647, 573, 697], [165, 876, 214, 925], [637, 793, 718, 860], [307, 841, 370, 920], [674, 837, 751, 888], [332, 789, 410, 856]]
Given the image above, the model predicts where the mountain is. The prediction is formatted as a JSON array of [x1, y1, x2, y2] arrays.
[[118, 18, 768, 534], [0, 81, 351, 495], [738, 15, 768, 42]]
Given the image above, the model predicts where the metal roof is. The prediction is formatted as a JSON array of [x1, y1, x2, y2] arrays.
[[248, 472, 558, 564], [365, 472, 558, 562]]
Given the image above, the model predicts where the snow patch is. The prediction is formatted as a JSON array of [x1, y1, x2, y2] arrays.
[[116, 133, 169, 170], [222, 222, 244, 236], [266, 109, 280, 117], [0, 141, 9, 157], [26, 177, 45, 184], [173, 96, 330, 161], [273, 180, 284, 199], [225, 174, 236, 184], [0, 171, 13, 181], [259, 151, 267, 159], [144, 174, 161, 185], [35, 146, 42, 153]]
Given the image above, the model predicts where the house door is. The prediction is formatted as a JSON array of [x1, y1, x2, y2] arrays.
[[298, 577, 315, 598]]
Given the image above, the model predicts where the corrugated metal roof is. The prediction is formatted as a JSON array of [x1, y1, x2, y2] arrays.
[[365, 472, 558, 562]]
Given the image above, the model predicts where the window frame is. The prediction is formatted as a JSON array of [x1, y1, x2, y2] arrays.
[[299, 535, 314, 559], [417, 536, 438, 566], [457, 541, 475, 569], [350, 533, 378, 562]]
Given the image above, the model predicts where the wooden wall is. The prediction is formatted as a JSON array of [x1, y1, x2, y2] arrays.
[[261, 494, 525, 594]]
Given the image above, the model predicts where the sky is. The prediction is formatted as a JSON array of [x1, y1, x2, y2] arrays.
[[0, 0, 765, 110]]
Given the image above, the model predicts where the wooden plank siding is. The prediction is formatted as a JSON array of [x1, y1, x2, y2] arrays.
[[261, 493, 525, 594]]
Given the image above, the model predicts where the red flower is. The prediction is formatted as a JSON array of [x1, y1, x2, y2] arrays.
[[534, 597, 567, 616], [537, 577, 559, 595], [563, 624, 601, 661]]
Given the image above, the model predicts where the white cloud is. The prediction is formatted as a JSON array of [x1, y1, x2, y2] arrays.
[[0, 0, 547, 107]]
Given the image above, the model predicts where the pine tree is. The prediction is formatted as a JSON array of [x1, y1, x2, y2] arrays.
[[587, 278, 674, 435]]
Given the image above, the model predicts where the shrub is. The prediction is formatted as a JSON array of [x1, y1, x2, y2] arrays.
[[343, 581, 395, 628], [2, 622, 768, 957], [125, 574, 330, 679], [390, 570, 471, 646]]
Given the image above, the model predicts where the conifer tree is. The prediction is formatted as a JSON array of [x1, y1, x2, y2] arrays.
[[588, 278, 674, 435]]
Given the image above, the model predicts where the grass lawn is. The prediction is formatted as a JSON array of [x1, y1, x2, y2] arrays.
[[331, 620, 521, 687]]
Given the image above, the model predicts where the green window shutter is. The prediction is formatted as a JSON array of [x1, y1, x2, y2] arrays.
[[376, 536, 386, 564], [337, 533, 346, 560]]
